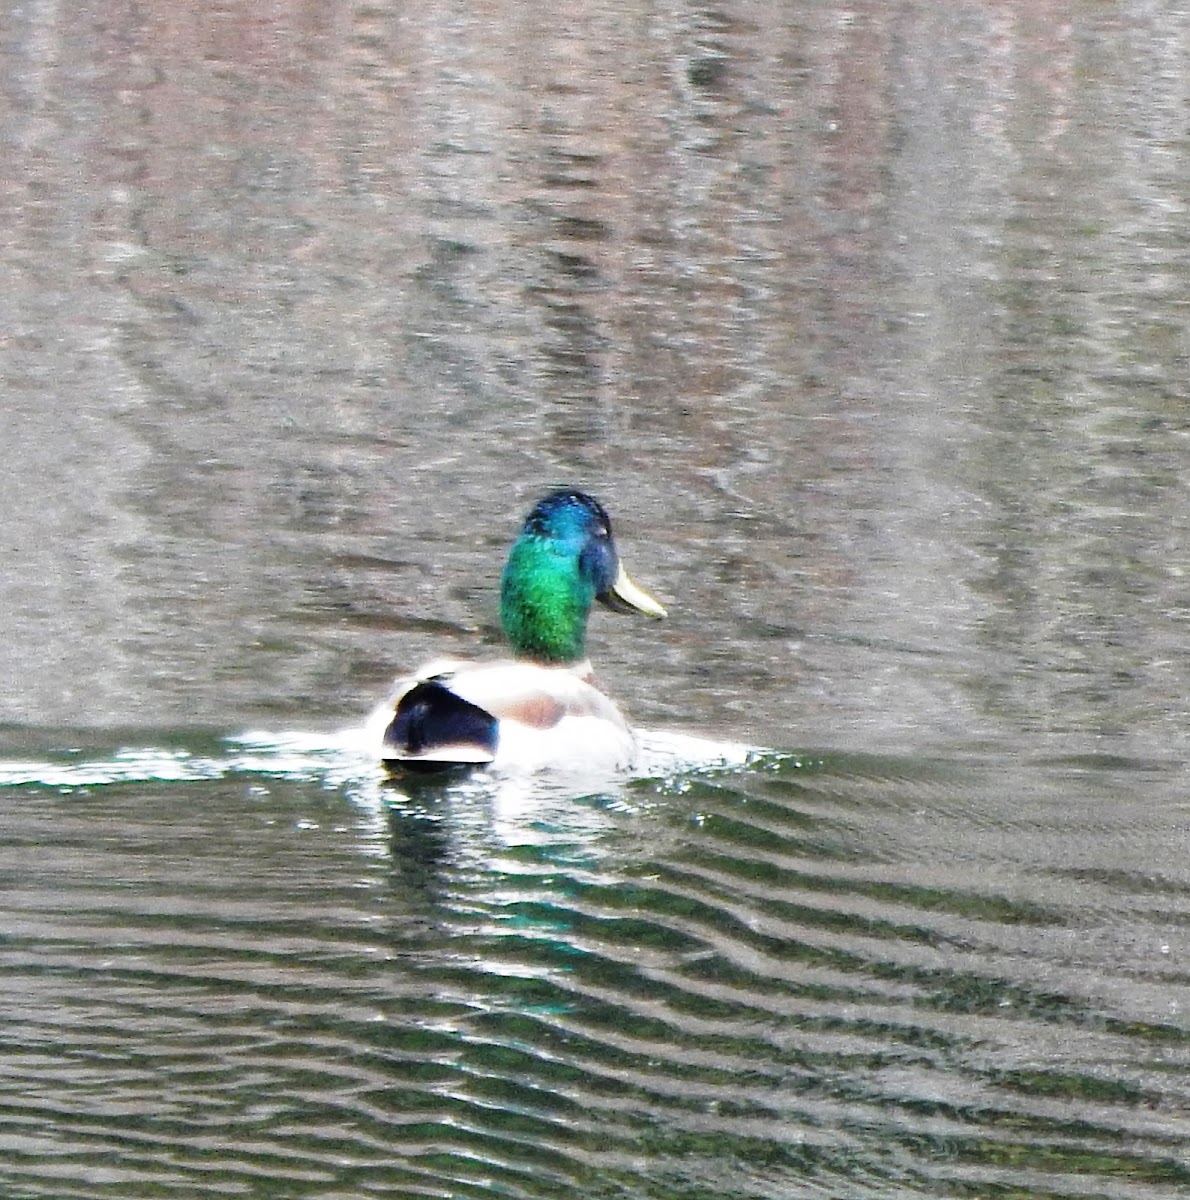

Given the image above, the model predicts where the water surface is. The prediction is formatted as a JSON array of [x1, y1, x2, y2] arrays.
[[0, 735, 1186, 1197], [1, 0, 1189, 1196]]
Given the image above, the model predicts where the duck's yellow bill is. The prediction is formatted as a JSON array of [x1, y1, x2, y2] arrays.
[[602, 564, 667, 618]]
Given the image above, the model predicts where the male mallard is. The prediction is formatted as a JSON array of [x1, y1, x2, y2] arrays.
[[374, 489, 667, 774]]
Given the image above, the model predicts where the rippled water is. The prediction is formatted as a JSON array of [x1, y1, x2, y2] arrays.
[[0, 734, 1186, 1198], [2, 0, 1190, 1196]]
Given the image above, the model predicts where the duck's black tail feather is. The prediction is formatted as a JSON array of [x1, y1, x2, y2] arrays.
[[382, 681, 498, 771]]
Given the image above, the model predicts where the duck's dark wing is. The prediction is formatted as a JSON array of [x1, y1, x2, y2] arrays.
[[381, 680, 498, 770]]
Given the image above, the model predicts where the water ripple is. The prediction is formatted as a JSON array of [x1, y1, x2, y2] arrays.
[[0, 733, 1185, 1197]]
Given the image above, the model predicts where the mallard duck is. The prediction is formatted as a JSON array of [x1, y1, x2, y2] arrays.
[[374, 489, 667, 774]]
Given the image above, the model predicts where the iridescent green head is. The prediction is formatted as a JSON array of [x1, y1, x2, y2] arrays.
[[499, 489, 667, 664]]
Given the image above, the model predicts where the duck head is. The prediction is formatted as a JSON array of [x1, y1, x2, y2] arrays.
[[499, 489, 666, 664]]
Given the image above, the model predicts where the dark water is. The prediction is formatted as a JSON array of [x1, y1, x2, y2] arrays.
[[0, 738, 1186, 1198], [2, 1, 1189, 1196]]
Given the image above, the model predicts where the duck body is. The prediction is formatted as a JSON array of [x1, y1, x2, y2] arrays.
[[375, 490, 665, 775], [374, 656, 639, 774]]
